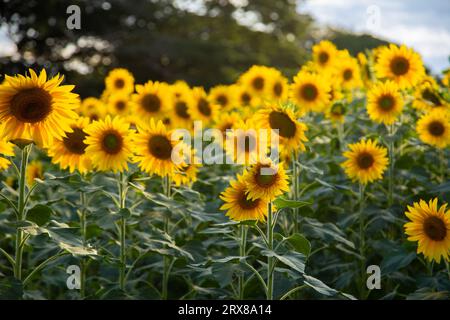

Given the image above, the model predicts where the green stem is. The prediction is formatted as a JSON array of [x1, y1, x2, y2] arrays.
[[387, 124, 395, 207], [292, 153, 299, 235], [266, 201, 274, 300], [117, 172, 127, 291], [358, 183, 366, 299], [238, 225, 247, 300], [79, 191, 87, 298], [162, 175, 172, 300], [14, 144, 31, 280], [280, 285, 307, 300]]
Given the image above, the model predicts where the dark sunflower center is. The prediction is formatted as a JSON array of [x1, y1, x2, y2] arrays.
[[255, 165, 277, 187], [423, 216, 447, 241], [268, 111, 296, 138], [116, 101, 126, 111], [63, 128, 88, 155], [114, 78, 125, 89], [428, 121, 445, 137], [217, 94, 228, 107], [175, 101, 190, 119], [300, 84, 318, 101], [356, 152, 374, 169], [142, 94, 161, 113], [238, 191, 260, 210], [241, 93, 251, 105], [90, 114, 99, 121], [10, 88, 52, 123], [198, 98, 211, 116], [422, 89, 442, 106], [101, 131, 123, 155], [148, 135, 172, 160], [390, 56, 409, 76], [273, 82, 283, 97], [343, 69, 353, 81], [378, 95, 395, 111], [331, 103, 345, 116], [252, 76, 264, 91], [163, 118, 171, 125], [318, 51, 329, 64]]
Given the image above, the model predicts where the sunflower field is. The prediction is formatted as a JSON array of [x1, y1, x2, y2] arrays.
[[0, 41, 449, 301]]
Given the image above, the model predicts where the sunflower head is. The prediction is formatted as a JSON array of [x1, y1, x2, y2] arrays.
[[132, 81, 171, 122], [0, 136, 15, 170], [189, 87, 217, 124], [84, 115, 134, 172], [342, 139, 389, 184], [290, 71, 331, 113], [312, 40, 338, 71], [208, 85, 235, 111], [238, 65, 272, 97], [367, 80, 404, 125], [81, 97, 106, 122], [416, 109, 450, 148], [0, 69, 79, 146], [220, 173, 269, 222], [326, 102, 346, 123], [404, 198, 450, 263], [105, 68, 135, 94], [374, 44, 425, 89], [107, 92, 131, 116]]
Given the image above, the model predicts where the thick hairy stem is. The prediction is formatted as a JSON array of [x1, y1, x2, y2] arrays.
[[358, 183, 366, 299], [118, 172, 127, 291], [162, 175, 172, 300], [266, 201, 274, 300], [238, 225, 247, 300]]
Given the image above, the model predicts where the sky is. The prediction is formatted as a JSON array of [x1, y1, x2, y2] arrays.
[[1, 0, 449, 73], [299, 0, 450, 74]]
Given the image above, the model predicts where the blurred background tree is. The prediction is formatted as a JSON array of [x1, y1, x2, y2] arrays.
[[0, 0, 386, 96]]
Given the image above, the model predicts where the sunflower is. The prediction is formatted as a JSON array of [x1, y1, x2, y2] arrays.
[[404, 198, 450, 263], [312, 40, 338, 71], [290, 71, 330, 113], [189, 87, 217, 124], [220, 173, 269, 222], [255, 104, 308, 157], [326, 102, 346, 123], [266, 69, 289, 102], [172, 151, 201, 186], [107, 91, 131, 117], [169, 82, 194, 129], [374, 44, 425, 89], [0, 137, 15, 170], [367, 81, 404, 125], [342, 139, 389, 184], [133, 119, 187, 178], [416, 109, 450, 148], [413, 82, 447, 112], [225, 119, 267, 165], [47, 117, 92, 174], [105, 68, 134, 94], [26, 160, 44, 186], [84, 116, 134, 172], [208, 85, 235, 111], [81, 97, 106, 122], [0, 69, 79, 146], [131, 81, 171, 123], [336, 56, 362, 90], [214, 112, 241, 137], [244, 158, 289, 201], [238, 65, 271, 97], [233, 85, 258, 108]]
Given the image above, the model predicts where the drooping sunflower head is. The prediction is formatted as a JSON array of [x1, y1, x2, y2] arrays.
[[312, 40, 338, 71], [244, 158, 289, 201], [416, 109, 450, 149], [404, 198, 450, 263], [220, 173, 269, 222], [81, 97, 106, 122], [189, 87, 217, 124], [413, 82, 447, 112], [107, 91, 131, 116], [290, 71, 331, 113], [0, 69, 79, 146], [374, 44, 425, 89], [105, 68, 135, 94], [47, 117, 92, 174], [326, 102, 346, 123], [367, 80, 404, 125], [131, 80, 171, 122], [0, 136, 15, 170], [84, 115, 134, 173], [342, 139, 389, 184], [238, 65, 272, 97], [133, 119, 188, 178], [255, 104, 308, 156], [26, 160, 44, 186], [208, 85, 235, 111]]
